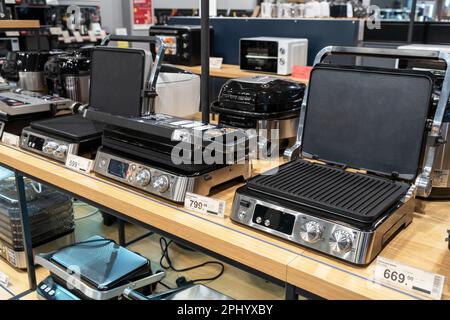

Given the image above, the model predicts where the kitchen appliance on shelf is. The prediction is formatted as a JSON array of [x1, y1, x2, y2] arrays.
[[82, 36, 251, 203], [398, 44, 450, 200], [15, 51, 52, 92], [240, 37, 308, 75], [44, 48, 92, 104], [0, 167, 75, 269], [20, 114, 103, 163], [211, 76, 306, 156], [0, 89, 73, 136], [149, 25, 214, 66], [154, 65, 200, 117], [35, 235, 165, 300], [0, 37, 19, 60], [231, 46, 450, 265]]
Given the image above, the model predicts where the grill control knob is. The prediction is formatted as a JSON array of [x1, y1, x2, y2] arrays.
[[300, 221, 323, 244], [42, 141, 59, 154], [153, 175, 170, 193], [279, 58, 286, 65], [330, 230, 353, 254], [280, 47, 286, 55], [53, 145, 68, 159], [135, 169, 151, 187]]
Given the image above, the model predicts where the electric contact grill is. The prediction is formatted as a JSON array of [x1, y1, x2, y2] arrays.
[[83, 36, 251, 203], [231, 46, 450, 265]]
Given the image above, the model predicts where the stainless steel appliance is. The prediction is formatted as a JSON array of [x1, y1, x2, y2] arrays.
[[35, 235, 165, 300], [0, 89, 73, 136], [20, 114, 103, 163], [149, 25, 214, 66], [15, 51, 52, 92], [0, 167, 75, 269], [45, 49, 91, 104], [82, 36, 251, 203], [231, 47, 450, 265], [398, 44, 450, 199], [211, 76, 306, 155], [240, 37, 308, 75], [0, 37, 19, 59]]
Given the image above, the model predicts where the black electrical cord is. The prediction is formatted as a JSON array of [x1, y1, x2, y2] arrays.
[[159, 237, 225, 285]]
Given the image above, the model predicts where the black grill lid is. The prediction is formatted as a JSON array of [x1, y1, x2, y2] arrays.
[[302, 65, 433, 181], [248, 160, 410, 223], [31, 115, 103, 141], [51, 235, 150, 290]]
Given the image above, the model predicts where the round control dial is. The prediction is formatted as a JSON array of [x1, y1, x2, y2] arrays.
[[329, 230, 353, 254], [153, 175, 170, 193], [299, 221, 323, 244], [53, 145, 68, 159], [135, 169, 151, 187], [42, 141, 59, 154]]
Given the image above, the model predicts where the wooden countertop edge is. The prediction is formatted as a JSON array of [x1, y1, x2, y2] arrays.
[[0, 144, 296, 282], [0, 20, 40, 29]]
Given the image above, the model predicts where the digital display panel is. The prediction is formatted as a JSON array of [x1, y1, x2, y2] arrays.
[[108, 159, 129, 179], [253, 205, 295, 235], [28, 135, 46, 151]]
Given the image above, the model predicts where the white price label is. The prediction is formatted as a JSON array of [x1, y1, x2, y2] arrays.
[[0, 271, 9, 287], [65, 154, 93, 173], [62, 31, 72, 44], [5, 31, 20, 37], [210, 57, 223, 69], [49, 27, 63, 35], [1, 132, 19, 147], [88, 31, 97, 43], [73, 31, 84, 43], [184, 192, 226, 218], [374, 257, 446, 300]]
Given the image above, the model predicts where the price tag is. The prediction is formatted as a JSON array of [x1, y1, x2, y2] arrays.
[[0, 271, 9, 287], [62, 31, 72, 44], [210, 57, 223, 69], [184, 192, 226, 218], [1, 132, 19, 147], [88, 31, 97, 43], [49, 27, 63, 35], [65, 154, 93, 173], [374, 257, 446, 300], [5, 31, 20, 37], [73, 31, 84, 43]]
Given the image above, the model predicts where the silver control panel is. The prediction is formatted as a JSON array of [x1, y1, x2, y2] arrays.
[[93, 150, 196, 203], [231, 192, 377, 264], [20, 129, 79, 163]]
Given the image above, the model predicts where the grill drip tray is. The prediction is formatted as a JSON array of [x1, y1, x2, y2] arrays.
[[248, 160, 410, 224]]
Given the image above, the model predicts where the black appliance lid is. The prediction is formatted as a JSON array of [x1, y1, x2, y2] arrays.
[[50, 236, 149, 290], [301, 64, 433, 181], [30, 114, 103, 141], [89, 47, 146, 118], [216, 76, 305, 115]]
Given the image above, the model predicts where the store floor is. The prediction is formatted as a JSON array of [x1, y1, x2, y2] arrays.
[[0, 202, 285, 300]]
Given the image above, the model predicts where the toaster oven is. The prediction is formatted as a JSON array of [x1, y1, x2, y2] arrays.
[[240, 37, 308, 75], [149, 25, 214, 66]]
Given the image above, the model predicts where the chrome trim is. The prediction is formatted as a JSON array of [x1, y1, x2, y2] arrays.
[[93, 149, 251, 203], [20, 128, 79, 163], [231, 191, 414, 265], [35, 254, 165, 300]]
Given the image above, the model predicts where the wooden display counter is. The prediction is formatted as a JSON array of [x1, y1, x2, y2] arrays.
[[174, 64, 310, 84], [0, 142, 448, 300], [0, 20, 40, 30]]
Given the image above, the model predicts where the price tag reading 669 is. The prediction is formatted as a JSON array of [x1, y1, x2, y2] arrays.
[[374, 257, 445, 300]]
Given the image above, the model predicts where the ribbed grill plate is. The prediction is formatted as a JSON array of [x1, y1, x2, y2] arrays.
[[248, 160, 410, 223]]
